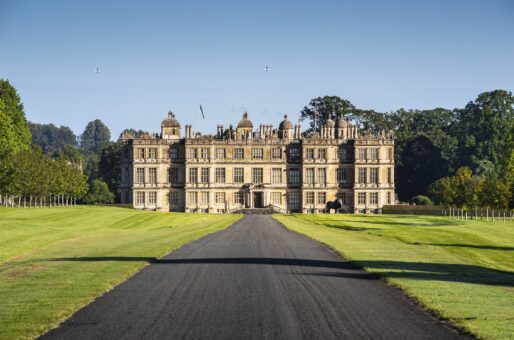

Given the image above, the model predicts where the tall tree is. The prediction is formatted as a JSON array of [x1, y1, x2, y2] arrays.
[[428, 177, 457, 206], [477, 177, 511, 209], [98, 142, 122, 201], [0, 80, 32, 198], [389, 108, 458, 173], [452, 167, 480, 208], [395, 136, 449, 200], [0, 99, 18, 155], [300, 96, 392, 134], [0, 79, 31, 154], [456, 90, 514, 182], [80, 119, 111, 153], [29, 122, 77, 154], [300, 96, 356, 133]]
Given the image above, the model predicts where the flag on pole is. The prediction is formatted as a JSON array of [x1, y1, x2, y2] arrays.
[[199, 105, 205, 119]]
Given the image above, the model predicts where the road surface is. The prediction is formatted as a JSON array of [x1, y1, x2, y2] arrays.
[[41, 215, 465, 339]]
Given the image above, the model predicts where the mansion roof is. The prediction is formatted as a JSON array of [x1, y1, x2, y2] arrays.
[[120, 111, 394, 144]]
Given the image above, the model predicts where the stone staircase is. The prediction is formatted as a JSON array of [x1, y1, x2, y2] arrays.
[[239, 207, 275, 215]]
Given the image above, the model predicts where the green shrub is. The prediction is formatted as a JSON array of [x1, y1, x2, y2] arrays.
[[411, 195, 433, 206], [83, 179, 115, 204]]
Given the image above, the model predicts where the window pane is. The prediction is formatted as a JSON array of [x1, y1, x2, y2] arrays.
[[189, 168, 198, 183], [271, 168, 282, 184], [318, 192, 326, 204], [215, 168, 226, 183], [252, 168, 263, 183], [317, 168, 326, 184], [148, 168, 157, 183], [234, 148, 244, 159], [201, 168, 209, 183], [305, 168, 314, 184], [271, 147, 281, 159], [216, 148, 226, 159], [305, 192, 314, 204], [358, 168, 366, 183], [233, 168, 244, 183], [252, 148, 263, 159], [288, 169, 300, 184]]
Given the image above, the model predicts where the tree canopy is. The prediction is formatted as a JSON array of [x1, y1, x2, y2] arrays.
[[98, 142, 122, 200], [455, 90, 514, 182], [83, 179, 115, 204], [29, 122, 77, 154], [0, 79, 31, 155], [80, 119, 111, 153]]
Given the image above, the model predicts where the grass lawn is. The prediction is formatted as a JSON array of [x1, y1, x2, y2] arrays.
[[0, 206, 241, 340], [274, 214, 514, 340]]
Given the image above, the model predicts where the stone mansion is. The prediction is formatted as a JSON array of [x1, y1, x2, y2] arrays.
[[119, 111, 395, 213]]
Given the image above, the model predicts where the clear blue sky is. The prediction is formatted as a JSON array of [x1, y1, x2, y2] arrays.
[[1, 0, 513, 139]]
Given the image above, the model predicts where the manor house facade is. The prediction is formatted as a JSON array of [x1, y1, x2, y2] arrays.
[[119, 111, 395, 213]]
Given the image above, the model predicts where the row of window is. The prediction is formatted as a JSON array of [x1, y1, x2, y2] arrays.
[[186, 147, 282, 160], [138, 167, 392, 185], [135, 190, 392, 206], [134, 147, 393, 162], [188, 192, 227, 205], [356, 148, 393, 161], [135, 148, 158, 160], [304, 192, 327, 205], [135, 191, 157, 204], [356, 192, 392, 205], [304, 168, 326, 184], [185, 168, 323, 185], [136, 168, 157, 183], [305, 148, 326, 159], [357, 167, 393, 184]]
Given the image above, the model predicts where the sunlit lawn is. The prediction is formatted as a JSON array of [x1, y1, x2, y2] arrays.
[[274, 213, 514, 340], [0, 206, 241, 340]]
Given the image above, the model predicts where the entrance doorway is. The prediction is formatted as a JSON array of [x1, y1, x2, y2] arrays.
[[253, 192, 263, 208]]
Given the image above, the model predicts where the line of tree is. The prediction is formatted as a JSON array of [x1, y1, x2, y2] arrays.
[[0, 79, 118, 206], [429, 167, 511, 209], [300, 91, 513, 208]]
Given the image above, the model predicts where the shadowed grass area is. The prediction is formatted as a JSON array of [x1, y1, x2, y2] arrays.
[[0, 206, 241, 340], [274, 214, 514, 340]]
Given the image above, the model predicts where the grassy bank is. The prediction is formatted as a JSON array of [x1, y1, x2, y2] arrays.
[[0, 206, 241, 340], [274, 214, 514, 339]]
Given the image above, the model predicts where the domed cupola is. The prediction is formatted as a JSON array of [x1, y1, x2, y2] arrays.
[[337, 117, 348, 128], [161, 111, 180, 128], [279, 114, 293, 130], [326, 117, 336, 128], [161, 111, 181, 139], [236, 112, 254, 138], [237, 112, 253, 129], [336, 117, 349, 139]]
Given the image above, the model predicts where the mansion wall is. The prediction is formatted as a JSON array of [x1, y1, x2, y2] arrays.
[[120, 112, 395, 213]]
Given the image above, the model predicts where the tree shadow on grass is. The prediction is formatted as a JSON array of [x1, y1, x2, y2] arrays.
[[49, 257, 514, 287], [349, 260, 514, 287], [337, 219, 463, 227], [410, 243, 514, 251], [318, 223, 378, 231]]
